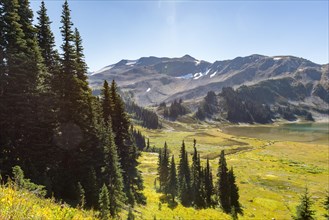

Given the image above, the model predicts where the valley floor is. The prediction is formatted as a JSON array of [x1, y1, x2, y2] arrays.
[[133, 122, 329, 219]]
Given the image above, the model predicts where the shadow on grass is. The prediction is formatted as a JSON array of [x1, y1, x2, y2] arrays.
[[159, 194, 178, 210]]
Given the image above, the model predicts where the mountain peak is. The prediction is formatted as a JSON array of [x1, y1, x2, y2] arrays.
[[181, 54, 196, 61]]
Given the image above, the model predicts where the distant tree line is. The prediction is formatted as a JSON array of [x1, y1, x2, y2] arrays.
[[161, 99, 190, 120], [195, 91, 220, 120], [157, 140, 242, 217], [0, 0, 144, 218], [196, 87, 314, 123], [126, 101, 160, 129]]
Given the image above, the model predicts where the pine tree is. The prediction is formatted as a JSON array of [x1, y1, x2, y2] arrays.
[[294, 187, 315, 220], [167, 155, 178, 202], [228, 167, 241, 214], [108, 80, 145, 205], [191, 144, 203, 207], [36, 0, 59, 72], [147, 138, 150, 151], [101, 118, 125, 216], [56, 0, 98, 203], [77, 182, 85, 209], [60, 0, 75, 78], [100, 80, 112, 126], [204, 158, 214, 207], [217, 150, 230, 212], [160, 142, 170, 193], [0, 0, 52, 181], [99, 184, 110, 220], [74, 27, 88, 82], [84, 167, 99, 208], [157, 148, 162, 190], [178, 141, 192, 206]]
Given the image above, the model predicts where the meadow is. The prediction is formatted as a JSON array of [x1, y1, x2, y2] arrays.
[[133, 121, 329, 219], [0, 184, 97, 219]]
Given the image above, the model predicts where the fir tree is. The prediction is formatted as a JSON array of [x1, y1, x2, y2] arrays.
[[100, 80, 112, 126], [99, 184, 110, 220], [217, 150, 230, 212], [157, 148, 162, 190], [60, 0, 75, 77], [228, 167, 241, 214], [178, 141, 192, 206], [56, 0, 98, 204], [191, 144, 203, 207], [77, 182, 85, 209], [293, 187, 315, 220], [74, 27, 88, 82], [1, 0, 51, 180], [36, 0, 59, 72], [109, 80, 145, 205], [147, 138, 150, 151], [167, 155, 178, 202], [160, 142, 170, 193], [101, 118, 125, 216], [204, 158, 214, 207]]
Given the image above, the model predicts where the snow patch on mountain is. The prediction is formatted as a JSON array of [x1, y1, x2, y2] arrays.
[[126, 60, 137, 65], [204, 69, 211, 75], [273, 57, 283, 60], [210, 71, 217, 78], [146, 88, 151, 92], [176, 73, 193, 79], [195, 60, 201, 65], [193, 72, 203, 80]]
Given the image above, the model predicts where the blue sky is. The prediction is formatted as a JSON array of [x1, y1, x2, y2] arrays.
[[30, 0, 329, 72]]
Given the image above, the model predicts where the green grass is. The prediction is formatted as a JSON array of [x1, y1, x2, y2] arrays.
[[0, 184, 98, 219], [133, 122, 329, 219], [1, 120, 327, 219]]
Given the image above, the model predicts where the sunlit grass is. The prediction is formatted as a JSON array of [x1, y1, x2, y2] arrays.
[[135, 122, 329, 219], [0, 184, 98, 219]]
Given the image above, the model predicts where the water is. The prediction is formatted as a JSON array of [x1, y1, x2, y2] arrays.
[[223, 123, 329, 145]]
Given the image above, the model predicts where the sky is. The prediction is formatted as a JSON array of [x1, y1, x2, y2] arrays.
[[30, 0, 329, 72]]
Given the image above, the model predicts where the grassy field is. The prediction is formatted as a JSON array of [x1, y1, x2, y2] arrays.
[[0, 184, 98, 219], [133, 121, 329, 219], [0, 121, 327, 219]]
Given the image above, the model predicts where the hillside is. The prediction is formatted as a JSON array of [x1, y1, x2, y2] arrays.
[[0, 185, 97, 219], [88, 55, 328, 114]]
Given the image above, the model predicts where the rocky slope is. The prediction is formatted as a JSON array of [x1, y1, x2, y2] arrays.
[[88, 54, 328, 116]]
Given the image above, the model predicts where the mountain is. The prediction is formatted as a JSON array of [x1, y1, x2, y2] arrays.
[[88, 54, 328, 119]]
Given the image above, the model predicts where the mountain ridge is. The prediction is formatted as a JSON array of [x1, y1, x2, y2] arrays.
[[88, 54, 328, 120]]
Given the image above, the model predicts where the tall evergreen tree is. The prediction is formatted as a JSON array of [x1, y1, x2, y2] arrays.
[[99, 184, 110, 220], [160, 142, 170, 193], [0, 0, 50, 181], [108, 80, 145, 205], [191, 144, 203, 207], [217, 150, 230, 212], [74, 27, 88, 82], [56, 0, 99, 203], [36, 0, 59, 72], [178, 141, 192, 206], [228, 167, 241, 214], [101, 80, 112, 126], [167, 155, 178, 202], [293, 187, 315, 220], [101, 118, 125, 216], [77, 182, 86, 209], [204, 158, 214, 207]]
